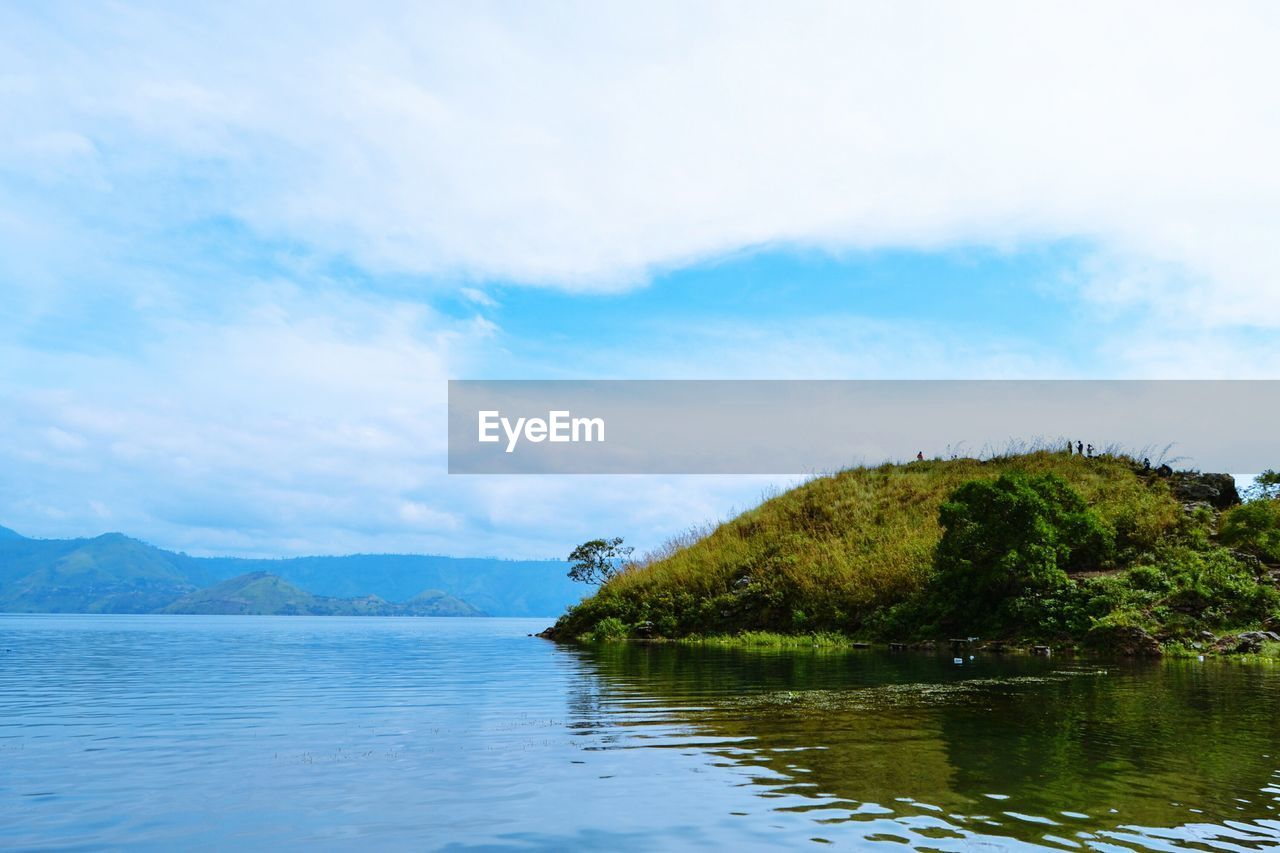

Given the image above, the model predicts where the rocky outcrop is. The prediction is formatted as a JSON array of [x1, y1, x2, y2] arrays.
[[1212, 631, 1280, 654], [1169, 472, 1241, 510]]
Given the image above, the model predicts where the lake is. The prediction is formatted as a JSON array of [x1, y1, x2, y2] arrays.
[[2, 615, 1279, 851]]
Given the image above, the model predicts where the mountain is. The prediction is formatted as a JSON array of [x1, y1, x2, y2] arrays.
[[0, 525, 581, 615], [0, 532, 210, 613], [161, 572, 484, 616], [185, 554, 581, 616], [404, 588, 486, 616], [161, 572, 313, 615]]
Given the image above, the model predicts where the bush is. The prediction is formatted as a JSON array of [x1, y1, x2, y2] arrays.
[[1160, 547, 1278, 627], [929, 472, 1115, 633], [1220, 500, 1280, 563], [585, 616, 630, 641]]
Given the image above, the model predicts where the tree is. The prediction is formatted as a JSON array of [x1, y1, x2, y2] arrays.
[[932, 472, 1114, 632], [567, 537, 634, 585], [1245, 469, 1280, 502]]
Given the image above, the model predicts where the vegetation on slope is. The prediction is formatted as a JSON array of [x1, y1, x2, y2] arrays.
[[0, 532, 204, 613], [161, 572, 484, 616], [551, 452, 1280, 654], [190, 553, 579, 616]]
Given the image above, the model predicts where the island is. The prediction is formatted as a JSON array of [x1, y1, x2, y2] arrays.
[[543, 451, 1280, 657]]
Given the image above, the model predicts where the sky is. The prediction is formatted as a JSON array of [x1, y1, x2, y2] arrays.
[[1, 1, 1278, 559]]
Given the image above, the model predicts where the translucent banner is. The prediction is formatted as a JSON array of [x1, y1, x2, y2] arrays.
[[447, 380, 1278, 474]]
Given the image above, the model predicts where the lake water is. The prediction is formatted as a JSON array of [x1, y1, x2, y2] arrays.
[[3, 615, 1280, 851]]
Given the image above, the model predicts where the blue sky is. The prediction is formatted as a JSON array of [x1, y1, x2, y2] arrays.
[[2, 2, 1279, 559]]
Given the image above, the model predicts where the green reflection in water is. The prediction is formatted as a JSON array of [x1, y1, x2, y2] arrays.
[[568, 643, 1280, 849]]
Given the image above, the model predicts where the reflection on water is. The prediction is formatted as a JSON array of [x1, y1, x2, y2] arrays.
[[2, 615, 1279, 850], [569, 642, 1280, 850]]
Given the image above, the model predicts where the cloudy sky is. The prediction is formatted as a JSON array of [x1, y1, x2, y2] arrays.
[[2, 2, 1278, 558]]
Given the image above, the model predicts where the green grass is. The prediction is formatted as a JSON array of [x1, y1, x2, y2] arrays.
[[676, 631, 861, 648], [552, 450, 1275, 650]]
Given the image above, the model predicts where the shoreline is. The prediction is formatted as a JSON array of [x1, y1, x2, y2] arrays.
[[543, 629, 1280, 661]]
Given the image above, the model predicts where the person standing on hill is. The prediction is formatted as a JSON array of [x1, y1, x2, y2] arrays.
[[917, 451, 924, 461]]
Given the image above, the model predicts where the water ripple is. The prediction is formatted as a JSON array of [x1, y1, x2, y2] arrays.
[[2, 615, 1280, 851]]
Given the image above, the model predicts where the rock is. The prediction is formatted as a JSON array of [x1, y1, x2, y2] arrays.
[[1198, 630, 1216, 641], [1236, 633, 1266, 653], [732, 575, 751, 590], [1177, 484, 1220, 503], [1032, 645, 1052, 657], [535, 625, 560, 640], [1213, 632, 1270, 654], [1230, 550, 1265, 574], [888, 642, 907, 651], [1240, 636, 1264, 653], [1170, 472, 1241, 510], [633, 620, 656, 638], [1084, 624, 1162, 657], [1179, 501, 1220, 535]]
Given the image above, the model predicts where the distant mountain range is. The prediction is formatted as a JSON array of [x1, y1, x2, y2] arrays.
[[160, 572, 483, 616], [0, 524, 583, 617]]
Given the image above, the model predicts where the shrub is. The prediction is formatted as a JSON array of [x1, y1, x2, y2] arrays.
[[930, 472, 1115, 633], [585, 616, 629, 641], [1159, 546, 1278, 627], [1220, 500, 1280, 563]]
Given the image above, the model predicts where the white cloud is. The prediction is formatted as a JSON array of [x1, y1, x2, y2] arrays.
[[5, 2, 1279, 323], [2, 2, 1278, 558], [461, 288, 498, 308], [0, 280, 793, 557], [5, 278, 1000, 556], [0, 287, 458, 552]]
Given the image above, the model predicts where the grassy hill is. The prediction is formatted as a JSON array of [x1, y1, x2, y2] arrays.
[[551, 452, 1278, 654], [404, 588, 487, 616], [162, 572, 484, 616], [162, 572, 314, 615]]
